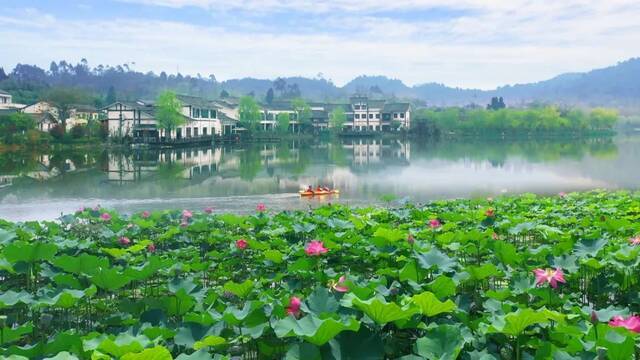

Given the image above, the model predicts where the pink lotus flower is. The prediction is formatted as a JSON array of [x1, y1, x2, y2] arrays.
[[407, 233, 415, 245], [93, 205, 101, 211], [286, 296, 302, 317], [485, 208, 495, 217], [182, 210, 193, 219], [609, 315, 640, 333], [100, 213, 111, 221], [559, 192, 567, 198], [180, 220, 188, 228], [147, 243, 156, 253], [236, 238, 248, 250], [331, 276, 348, 293], [305, 240, 328, 256], [629, 236, 640, 246], [533, 268, 566, 288], [492, 233, 499, 240], [256, 203, 266, 212], [429, 219, 441, 229], [119, 236, 131, 246], [77, 207, 85, 213], [141, 211, 150, 218], [204, 207, 214, 214]]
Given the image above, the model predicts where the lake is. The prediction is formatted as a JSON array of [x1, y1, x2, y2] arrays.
[[0, 135, 638, 221]]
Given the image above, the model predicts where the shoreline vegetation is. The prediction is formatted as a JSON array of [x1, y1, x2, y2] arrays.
[[0, 104, 621, 150], [0, 191, 639, 358]]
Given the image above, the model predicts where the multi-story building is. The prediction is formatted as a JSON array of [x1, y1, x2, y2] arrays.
[[263, 96, 412, 132], [0, 90, 12, 106], [102, 95, 227, 141]]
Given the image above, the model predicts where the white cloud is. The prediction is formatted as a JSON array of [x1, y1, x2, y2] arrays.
[[0, 1, 639, 89]]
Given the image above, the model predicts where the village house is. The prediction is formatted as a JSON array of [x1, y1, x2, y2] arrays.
[[21, 101, 61, 132], [0, 90, 26, 111], [66, 104, 100, 128], [102, 95, 228, 142]]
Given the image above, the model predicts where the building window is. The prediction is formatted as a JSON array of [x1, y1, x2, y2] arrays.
[[211, 110, 217, 119], [393, 113, 398, 119], [354, 105, 360, 110], [194, 128, 199, 137], [201, 109, 209, 118], [203, 127, 208, 136], [400, 113, 405, 118], [376, 113, 380, 119], [369, 114, 374, 119], [187, 128, 192, 137], [355, 114, 360, 119]]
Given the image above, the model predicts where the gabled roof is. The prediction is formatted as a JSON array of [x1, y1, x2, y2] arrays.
[[265, 101, 294, 111], [0, 90, 10, 96], [176, 94, 221, 109], [71, 104, 98, 112], [383, 103, 411, 113], [28, 112, 58, 124]]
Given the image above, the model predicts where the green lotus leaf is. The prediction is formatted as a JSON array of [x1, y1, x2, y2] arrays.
[[428, 276, 457, 299], [272, 315, 360, 346], [3, 241, 58, 264], [264, 249, 284, 264], [223, 279, 254, 298], [120, 346, 172, 360], [285, 343, 321, 360], [416, 324, 465, 360], [415, 248, 456, 273], [303, 287, 339, 315], [411, 291, 456, 317], [0, 290, 33, 308], [487, 308, 550, 336], [43, 352, 79, 360], [51, 254, 109, 276], [175, 349, 214, 360], [343, 294, 420, 325], [0, 323, 33, 345], [89, 268, 132, 291], [193, 336, 226, 350]]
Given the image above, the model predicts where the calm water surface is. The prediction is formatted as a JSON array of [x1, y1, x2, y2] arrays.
[[0, 135, 638, 221]]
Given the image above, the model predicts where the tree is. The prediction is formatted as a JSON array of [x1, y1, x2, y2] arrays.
[[156, 91, 184, 137], [238, 96, 262, 131], [487, 96, 506, 110], [276, 112, 290, 133], [106, 86, 116, 104], [329, 107, 346, 133], [0, 67, 7, 82], [0, 113, 37, 144], [291, 98, 312, 132], [265, 88, 274, 105], [220, 89, 229, 98], [273, 78, 287, 96], [42, 87, 92, 131]]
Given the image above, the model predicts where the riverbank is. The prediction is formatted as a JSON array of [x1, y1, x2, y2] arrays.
[[0, 191, 638, 359]]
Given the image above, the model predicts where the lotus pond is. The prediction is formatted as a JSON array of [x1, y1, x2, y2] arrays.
[[1, 191, 640, 359]]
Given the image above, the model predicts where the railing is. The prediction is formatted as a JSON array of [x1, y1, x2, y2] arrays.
[[133, 135, 216, 145]]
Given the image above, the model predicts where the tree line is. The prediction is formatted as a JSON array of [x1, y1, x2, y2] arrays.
[[412, 106, 618, 135]]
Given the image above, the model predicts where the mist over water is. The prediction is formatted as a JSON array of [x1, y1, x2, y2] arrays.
[[0, 135, 637, 221]]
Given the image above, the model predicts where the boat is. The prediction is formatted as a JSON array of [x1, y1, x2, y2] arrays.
[[299, 189, 340, 197]]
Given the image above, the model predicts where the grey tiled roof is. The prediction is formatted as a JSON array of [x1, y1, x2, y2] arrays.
[[383, 103, 411, 113]]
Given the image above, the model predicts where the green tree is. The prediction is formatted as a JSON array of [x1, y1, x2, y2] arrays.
[[291, 98, 312, 132], [42, 87, 92, 131], [589, 108, 618, 130], [265, 88, 274, 105], [105, 86, 116, 104], [276, 112, 290, 133], [156, 91, 184, 137], [0, 113, 37, 144], [238, 96, 262, 131], [329, 107, 346, 133]]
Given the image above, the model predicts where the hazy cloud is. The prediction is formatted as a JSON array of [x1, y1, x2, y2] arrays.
[[0, 1, 639, 89]]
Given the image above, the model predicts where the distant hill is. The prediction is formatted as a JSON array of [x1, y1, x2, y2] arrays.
[[1, 58, 639, 111]]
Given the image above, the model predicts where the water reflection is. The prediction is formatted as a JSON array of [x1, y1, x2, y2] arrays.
[[0, 135, 635, 221]]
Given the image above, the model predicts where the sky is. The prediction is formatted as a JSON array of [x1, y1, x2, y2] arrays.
[[1, 0, 639, 89]]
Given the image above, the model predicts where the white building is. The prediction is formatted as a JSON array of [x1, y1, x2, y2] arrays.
[[21, 101, 61, 132], [103, 95, 229, 142], [0, 90, 11, 105]]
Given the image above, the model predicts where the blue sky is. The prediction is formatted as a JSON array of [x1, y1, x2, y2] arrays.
[[1, 0, 639, 89]]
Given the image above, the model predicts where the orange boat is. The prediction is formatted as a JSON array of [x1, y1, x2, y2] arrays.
[[299, 189, 340, 197]]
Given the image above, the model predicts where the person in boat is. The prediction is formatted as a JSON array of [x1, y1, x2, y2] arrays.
[[322, 186, 331, 192], [306, 185, 314, 193], [316, 186, 324, 192]]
